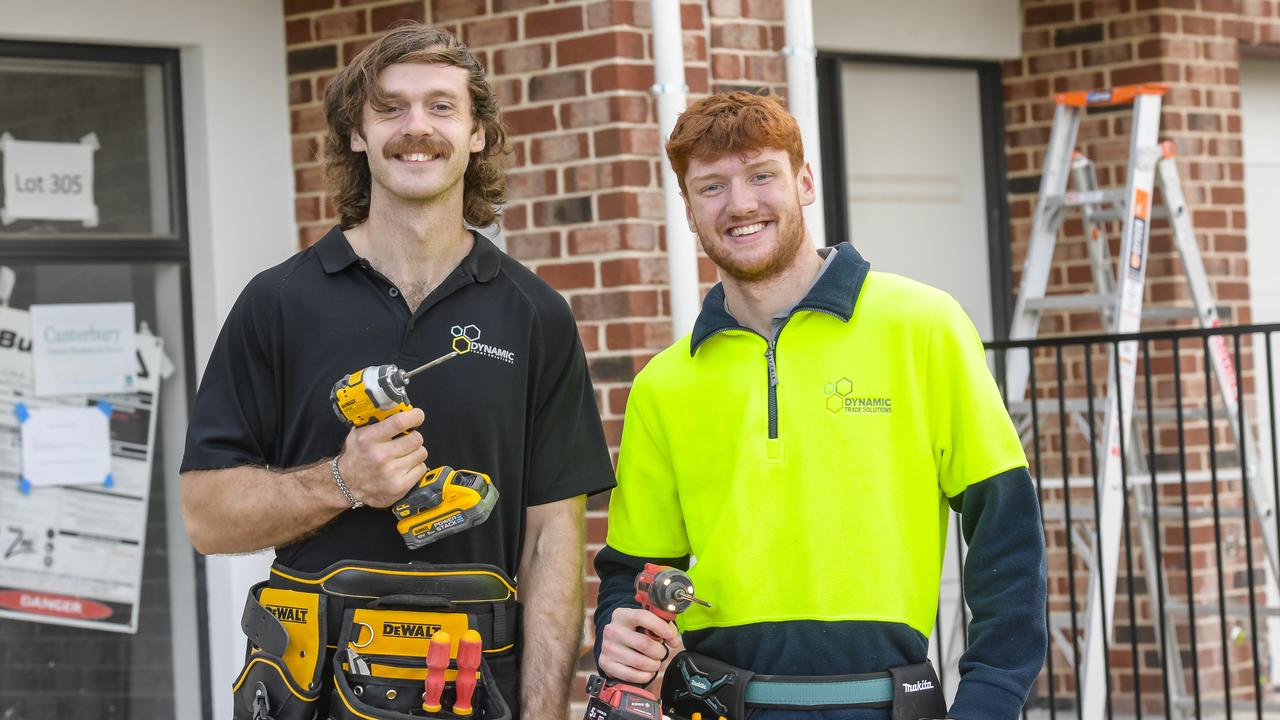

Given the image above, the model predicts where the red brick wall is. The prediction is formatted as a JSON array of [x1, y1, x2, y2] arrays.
[[282, 0, 1280, 714], [1006, 0, 1280, 712], [706, 0, 788, 96], [281, 1, 785, 716]]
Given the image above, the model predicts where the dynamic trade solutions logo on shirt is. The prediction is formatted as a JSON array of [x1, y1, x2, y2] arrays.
[[824, 377, 893, 414], [451, 324, 516, 365]]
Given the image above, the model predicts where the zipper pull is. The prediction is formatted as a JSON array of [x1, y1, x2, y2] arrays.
[[765, 347, 778, 387]]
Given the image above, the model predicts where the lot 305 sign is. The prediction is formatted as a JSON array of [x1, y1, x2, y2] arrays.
[[1, 132, 99, 227]]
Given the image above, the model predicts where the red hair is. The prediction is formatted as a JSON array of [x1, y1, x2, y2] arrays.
[[665, 91, 804, 196]]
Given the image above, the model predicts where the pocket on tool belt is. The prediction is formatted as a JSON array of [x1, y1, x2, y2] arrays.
[[233, 660, 320, 720], [661, 651, 753, 720], [346, 607, 474, 678], [342, 606, 516, 669], [479, 651, 518, 717], [331, 607, 512, 720], [330, 660, 508, 720], [232, 584, 327, 720]]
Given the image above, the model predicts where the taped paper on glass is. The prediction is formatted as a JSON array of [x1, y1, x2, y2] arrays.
[[0, 304, 165, 633], [17, 404, 112, 490], [31, 302, 136, 397], [0, 133, 99, 227]]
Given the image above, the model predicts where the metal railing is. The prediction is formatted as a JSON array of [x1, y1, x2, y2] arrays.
[[931, 322, 1280, 720]]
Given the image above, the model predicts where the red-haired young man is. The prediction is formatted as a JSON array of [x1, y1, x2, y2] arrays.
[[594, 92, 1047, 720]]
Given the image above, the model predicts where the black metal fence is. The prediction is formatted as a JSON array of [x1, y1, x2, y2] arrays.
[[932, 322, 1280, 720]]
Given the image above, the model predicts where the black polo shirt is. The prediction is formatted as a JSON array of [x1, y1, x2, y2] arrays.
[[181, 225, 614, 576]]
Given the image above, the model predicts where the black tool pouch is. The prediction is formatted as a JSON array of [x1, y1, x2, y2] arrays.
[[327, 603, 512, 720], [661, 651, 753, 720], [889, 661, 947, 720], [232, 582, 326, 720], [329, 657, 508, 720]]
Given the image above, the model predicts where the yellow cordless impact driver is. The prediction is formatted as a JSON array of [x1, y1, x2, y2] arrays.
[[330, 339, 498, 549]]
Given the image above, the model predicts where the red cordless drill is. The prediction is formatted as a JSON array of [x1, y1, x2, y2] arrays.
[[583, 564, 710, 720], [634, 563, 710, 631], [583, 674, 662, 720]]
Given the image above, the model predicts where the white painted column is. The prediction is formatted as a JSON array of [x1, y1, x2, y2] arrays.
[[649, 0, 700, 339], [784, 0, 826, 248]]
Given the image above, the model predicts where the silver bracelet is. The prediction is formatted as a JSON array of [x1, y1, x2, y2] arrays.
[[330, 456, 364, 510]]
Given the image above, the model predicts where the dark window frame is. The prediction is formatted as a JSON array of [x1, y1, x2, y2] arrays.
[[0, 37, 208, 720], [816, 51, 1014, 341], [0, 38, 190, 262]]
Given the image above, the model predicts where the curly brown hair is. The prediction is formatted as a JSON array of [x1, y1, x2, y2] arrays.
[[665, 91, 804, 197], [323, 23, 510, 229]]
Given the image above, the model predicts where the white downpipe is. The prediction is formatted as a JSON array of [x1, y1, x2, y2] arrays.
[[784, 0, 827, 248], [650, 0, 700, 340]]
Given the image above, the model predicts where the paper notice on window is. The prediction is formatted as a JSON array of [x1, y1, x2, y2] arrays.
[[30, 302, 136, 397], [0, 132, 99, 227], [0, 322, 164, 633], [19, 405, 112, 489]]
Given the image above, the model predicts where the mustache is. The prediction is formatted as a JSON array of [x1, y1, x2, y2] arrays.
[[383, 136, 452, 160]]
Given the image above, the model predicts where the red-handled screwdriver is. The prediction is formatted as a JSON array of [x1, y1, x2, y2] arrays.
[[453, 629, 483, 716], [422, 631, 452, 713]]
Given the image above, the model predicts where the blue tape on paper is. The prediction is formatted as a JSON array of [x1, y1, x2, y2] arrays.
[[17, 406, 30, 494], [99, 403, 114, 488]]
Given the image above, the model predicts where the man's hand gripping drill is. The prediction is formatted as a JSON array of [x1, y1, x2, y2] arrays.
[[330, 335, 498, 548], [331, 402, 429, 508], [586, 565, 710, 719]]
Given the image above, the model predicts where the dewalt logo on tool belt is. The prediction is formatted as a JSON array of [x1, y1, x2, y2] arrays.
[[824, 377, 893, 415], [383, 622, 442, 638], [265, 604, 309, 624]]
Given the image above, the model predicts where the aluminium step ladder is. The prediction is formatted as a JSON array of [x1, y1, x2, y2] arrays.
[[1005, 81, 1277, 719]]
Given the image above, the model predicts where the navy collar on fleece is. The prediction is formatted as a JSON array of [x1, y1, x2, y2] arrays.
[[689, 242, 872, 356]]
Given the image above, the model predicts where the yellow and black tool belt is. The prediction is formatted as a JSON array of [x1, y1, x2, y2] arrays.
[[232, 559, 518, 720]]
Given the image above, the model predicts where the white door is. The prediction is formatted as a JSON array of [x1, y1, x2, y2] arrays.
[[1242, 57, 1280, 682], [838, 61, 996, 702], [840, 62, 995, 339], [1243, 59, 1280, 326]]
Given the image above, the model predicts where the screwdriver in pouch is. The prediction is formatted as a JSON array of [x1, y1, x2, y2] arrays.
[[422, 631, 452, 714], [453, 629, 483, 716]]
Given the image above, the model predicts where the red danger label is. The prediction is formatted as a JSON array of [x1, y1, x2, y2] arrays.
[[0, 591, 113, 620]]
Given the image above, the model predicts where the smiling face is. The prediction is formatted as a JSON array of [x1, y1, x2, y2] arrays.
[[683, 147, 816, 283], [350, 62, 486, 213]]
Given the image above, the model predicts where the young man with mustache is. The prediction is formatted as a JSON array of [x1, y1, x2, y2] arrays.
[[180, 24, 613, 718], [593, 92, 1047, 720]]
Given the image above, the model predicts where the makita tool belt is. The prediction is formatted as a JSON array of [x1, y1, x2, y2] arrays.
[[661, 651, 946, 720], [232, 560, 518, 720]]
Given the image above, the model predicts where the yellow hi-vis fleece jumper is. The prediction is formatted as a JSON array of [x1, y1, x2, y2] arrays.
[[593, 242, 1047, 720]]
